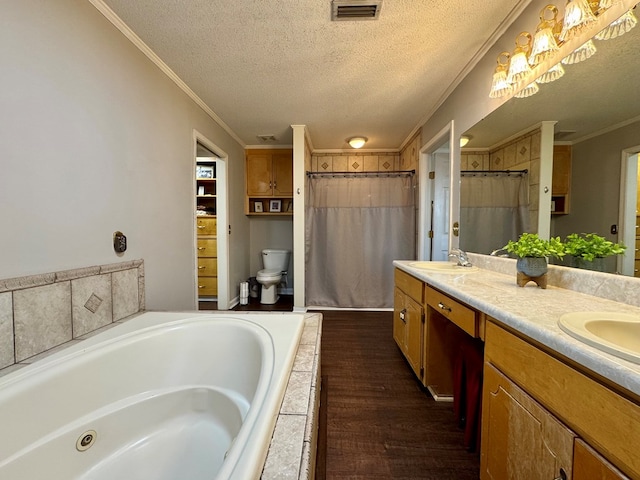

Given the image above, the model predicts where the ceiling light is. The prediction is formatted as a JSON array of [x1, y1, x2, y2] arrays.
[[537, 62, 565, 83], [460, 136, 471, 147], [514, 81, 540, 98], [348, 137, 367, 149]]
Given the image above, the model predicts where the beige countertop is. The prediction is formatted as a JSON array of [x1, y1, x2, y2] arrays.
[[394, 259, 640, 397]]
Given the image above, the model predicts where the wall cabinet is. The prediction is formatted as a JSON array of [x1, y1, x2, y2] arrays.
[[552, 145, 572, 215], [245, 149, 293, 215], [482, 320, 639, 479]]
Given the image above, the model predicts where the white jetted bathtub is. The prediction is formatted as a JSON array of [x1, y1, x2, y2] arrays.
[[0, 311, 305, 480]]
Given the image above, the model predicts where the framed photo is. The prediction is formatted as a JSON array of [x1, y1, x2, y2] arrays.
[[254, 202, 263, 213], [287, 200, 293, 212], [269, 199, 282, 212], [196, 165, 214, 179]]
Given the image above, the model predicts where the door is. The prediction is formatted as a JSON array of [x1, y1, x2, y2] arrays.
[[431, 150, 451, 260]]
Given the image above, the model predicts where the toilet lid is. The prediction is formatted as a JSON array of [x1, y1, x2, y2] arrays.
[[257, 268, 281, 278]]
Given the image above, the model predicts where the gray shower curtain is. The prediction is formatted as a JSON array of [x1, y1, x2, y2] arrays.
[[459, 173, 529, 255], [305, 175, 415, 308]]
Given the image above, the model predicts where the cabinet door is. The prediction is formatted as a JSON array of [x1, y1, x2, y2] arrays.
[[552, 145, 571, 195], [481, 363, 575, 480], [246, 153, 272, 196], [272, 152, 293, 196], [404, 294, 423, 377], [393, 287, 406, 350]]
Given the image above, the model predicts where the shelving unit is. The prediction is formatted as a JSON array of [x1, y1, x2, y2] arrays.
[[196, 160, 217, 299]]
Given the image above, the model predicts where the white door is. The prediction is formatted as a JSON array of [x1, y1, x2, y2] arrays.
[[431, 150, 451, 260]]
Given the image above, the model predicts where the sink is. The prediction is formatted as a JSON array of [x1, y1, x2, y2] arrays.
[[558, 312, 640, 364], [408, 261, 478, 273]]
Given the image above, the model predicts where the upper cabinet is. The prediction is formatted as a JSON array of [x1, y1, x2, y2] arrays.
[[552, 145, 572, 215], [245, 149, 293, 215]]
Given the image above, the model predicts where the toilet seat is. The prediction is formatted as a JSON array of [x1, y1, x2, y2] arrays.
[[257, 268, 281, 279]]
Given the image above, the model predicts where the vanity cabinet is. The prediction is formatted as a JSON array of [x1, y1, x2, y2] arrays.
[[245, 149, 293, 215], [393, 269, 424, 379], [482, 320, 639, 479]]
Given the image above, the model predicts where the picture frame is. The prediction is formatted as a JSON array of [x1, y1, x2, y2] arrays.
[[196, 165, 214, 179], [287, 200, 293, 212], [254, 202, 263, 213], [269, 199, 282, 212], [197, 185, 205, 195]]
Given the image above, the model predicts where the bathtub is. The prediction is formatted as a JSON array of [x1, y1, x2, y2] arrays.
[[0, 311, 305, 480]]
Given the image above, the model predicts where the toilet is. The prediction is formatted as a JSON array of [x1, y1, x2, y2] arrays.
[[256, 249, 291, 304]]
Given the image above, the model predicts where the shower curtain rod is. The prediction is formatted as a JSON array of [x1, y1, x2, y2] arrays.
[[461, 169, 528, 176], [306, 169, 415, 177]]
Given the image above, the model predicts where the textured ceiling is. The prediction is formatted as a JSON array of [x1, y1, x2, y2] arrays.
[[99, 0, 523, 150]]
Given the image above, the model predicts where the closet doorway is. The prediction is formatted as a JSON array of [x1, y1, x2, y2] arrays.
[[194, 135, 229, 309]]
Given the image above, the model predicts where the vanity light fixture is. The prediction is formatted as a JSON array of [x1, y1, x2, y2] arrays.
[[529, 5, 561, 66], [488, 0, 634, 99], [348, 136, 367, 148], [489, 52, 513, 98], [506, 32, 535, 84], [560, 0, 597, 41], [595, 7, 637, 39]]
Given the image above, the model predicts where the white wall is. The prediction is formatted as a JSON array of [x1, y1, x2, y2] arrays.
[[0, 1, 249, 310], [249, 218, 294, 285]]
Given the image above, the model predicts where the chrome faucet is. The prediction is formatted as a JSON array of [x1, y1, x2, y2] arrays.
[[448, 248, 472, 267]]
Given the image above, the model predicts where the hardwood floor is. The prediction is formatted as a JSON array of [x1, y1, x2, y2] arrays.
[[316, 310, 480, 479]]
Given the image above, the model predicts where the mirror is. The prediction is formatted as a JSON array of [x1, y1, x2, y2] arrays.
[[459, 18, 640, 274]]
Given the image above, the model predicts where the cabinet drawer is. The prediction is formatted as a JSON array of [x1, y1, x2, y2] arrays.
[[197, 238, 217, 257], [197, 276, 218, 296], [394, 268, 423, 303], [196, 217, 217, 235], [197, 257, 217, 276], [426, 285, 477, 337]]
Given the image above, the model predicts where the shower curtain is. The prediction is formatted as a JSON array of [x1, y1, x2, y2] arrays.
[[305, 175, 415, 308], [459, 174, 529, 255]]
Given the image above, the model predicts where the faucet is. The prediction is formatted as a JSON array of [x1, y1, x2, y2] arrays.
[[490, 247, 509, 257], [448, 248, 472, 267]]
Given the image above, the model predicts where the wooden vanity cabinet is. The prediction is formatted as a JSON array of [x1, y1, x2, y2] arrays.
[[482, 320, 639, 480], [196, 217, 217, 297], [552, 144, 571, 215], [393, 269, 424, 379]]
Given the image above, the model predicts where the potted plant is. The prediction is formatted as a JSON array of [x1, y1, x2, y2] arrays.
[[563, 233, 626, 271], [503, 233, 565, 285]]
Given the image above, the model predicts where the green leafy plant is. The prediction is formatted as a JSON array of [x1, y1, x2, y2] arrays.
[[563, 233, 626, 261], [503, 233, 565, 259]]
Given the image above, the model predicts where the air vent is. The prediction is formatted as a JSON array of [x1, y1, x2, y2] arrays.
[[554, 130, 577, 140], [257, 134, 277, 142], [332, 0, 382, 20]]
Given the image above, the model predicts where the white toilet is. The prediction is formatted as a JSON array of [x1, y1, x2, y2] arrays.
[[256, 249, 291, 304]]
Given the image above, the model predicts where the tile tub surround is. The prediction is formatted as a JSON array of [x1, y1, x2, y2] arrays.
[[394, 259, 640, 398], [262, 312, 322, 480], [0, 260, 144, 369]]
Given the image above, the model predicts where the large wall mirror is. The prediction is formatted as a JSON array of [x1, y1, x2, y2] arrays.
[[459, 16, 640, 275]]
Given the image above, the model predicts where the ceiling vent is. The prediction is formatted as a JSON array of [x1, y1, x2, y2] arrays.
[[331, 0, 382, 21], [554, 130, 577, 140]]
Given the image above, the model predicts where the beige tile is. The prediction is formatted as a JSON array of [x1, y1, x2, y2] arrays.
[[363, 155, 379, 172], [503, 143, 517, 168], [14, 282, 72, 362], [112, 268, 140, 321], [262, 414, 306, 480], [0, 292, 13, 369], [331, 155, 347, 172], [347, 155, 363, 172], [530, 131, 541, 160], [517, 136, 532, 164], [490, 149, 504, 169], [72, 274, 113, 337]]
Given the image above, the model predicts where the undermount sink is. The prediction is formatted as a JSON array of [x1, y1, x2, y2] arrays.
[[408, 261, 478, 273], [558, 312, 640, 364]]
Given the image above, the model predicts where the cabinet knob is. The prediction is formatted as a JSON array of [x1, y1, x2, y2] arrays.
[[197, 225, 205, 229], [399, 308, 407, 322], [553, 468, 567, 480], [198, 247, 206, 251], [198, 266, 205, 270]]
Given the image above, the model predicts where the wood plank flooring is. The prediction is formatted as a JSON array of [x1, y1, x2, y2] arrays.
[[316, 310, 479, 479]]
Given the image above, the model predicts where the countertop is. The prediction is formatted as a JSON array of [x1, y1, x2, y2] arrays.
[[393, 260, 640, 397]]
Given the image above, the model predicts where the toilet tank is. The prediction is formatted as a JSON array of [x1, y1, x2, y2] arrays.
[[262, 249, 291, 271]]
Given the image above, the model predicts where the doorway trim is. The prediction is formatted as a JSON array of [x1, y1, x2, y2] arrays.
[[193, 130, 229, 309], [618, 144, 640, 276], [418, 121, 457, 260]]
